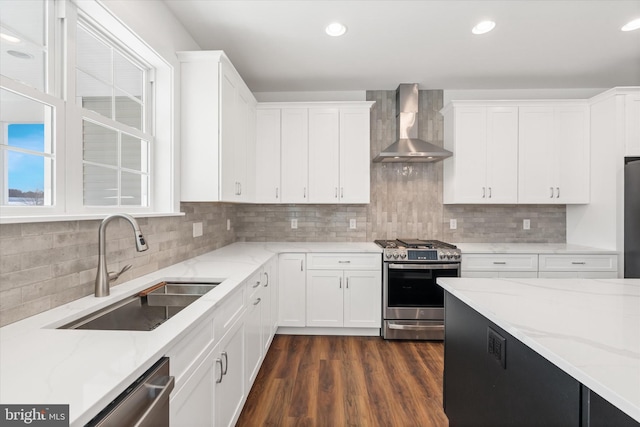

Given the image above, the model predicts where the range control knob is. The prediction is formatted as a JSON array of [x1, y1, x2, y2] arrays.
[[393, 253, 399, 259], [385, 252, 392, 259], [440, 254, 446, 260], [400, 253, 407, 259]]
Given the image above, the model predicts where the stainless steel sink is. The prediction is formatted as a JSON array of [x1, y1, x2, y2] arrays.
[[59, 281, 220, 331]]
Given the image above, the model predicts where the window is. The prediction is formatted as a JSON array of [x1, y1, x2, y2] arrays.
[[0, 0, 174, 221]]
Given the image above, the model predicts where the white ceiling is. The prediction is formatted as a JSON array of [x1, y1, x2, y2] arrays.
[[163, 0, 640, 93]]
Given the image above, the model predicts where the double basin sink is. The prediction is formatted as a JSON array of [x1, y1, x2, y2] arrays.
[[59, 281, 220, 331]]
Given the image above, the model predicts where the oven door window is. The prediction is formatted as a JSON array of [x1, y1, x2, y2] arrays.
[[387, 265, 458, 307]]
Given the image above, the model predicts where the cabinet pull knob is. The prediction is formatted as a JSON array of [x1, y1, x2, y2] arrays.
[[221, 351, 228, 375], [556, 187, 560, 198], [493, 261, 507, 265], [253, 297, 262, 305], [264, 272, 269, 287], [215, 359, 223, 383], [550, 187, 554, 198]]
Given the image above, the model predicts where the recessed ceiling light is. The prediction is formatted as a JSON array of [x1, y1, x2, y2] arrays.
[[472, 20, 496, 35], [0, 33, 21, 43], [325, 22, 347, 37], [7, 50, 33, 59], [621, 18, 640, 32]]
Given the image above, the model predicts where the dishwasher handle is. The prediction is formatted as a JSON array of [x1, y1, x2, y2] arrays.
[[133, 375, 175, 427]]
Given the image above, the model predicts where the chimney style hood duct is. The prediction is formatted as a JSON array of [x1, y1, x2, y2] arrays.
[[373, 84, 452, 163]]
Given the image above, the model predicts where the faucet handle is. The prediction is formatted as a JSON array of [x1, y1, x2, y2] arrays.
[[109, 264, 132, 282]]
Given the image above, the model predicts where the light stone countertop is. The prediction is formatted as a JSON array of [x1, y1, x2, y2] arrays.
[[455, 242, 618, 254], [0, 242, 381, 426], [437, 277, 640, 422]]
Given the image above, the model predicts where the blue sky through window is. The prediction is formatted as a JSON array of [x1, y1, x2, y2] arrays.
[[7, 124, 45, 191]]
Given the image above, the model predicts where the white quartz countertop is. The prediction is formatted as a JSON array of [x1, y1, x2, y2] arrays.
[[0, 242, 380, 426], [437, 277, 640, 422], [455, 242, 618, 254]]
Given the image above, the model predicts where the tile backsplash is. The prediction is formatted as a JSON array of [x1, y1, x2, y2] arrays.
[[0, 89, 566, 326]]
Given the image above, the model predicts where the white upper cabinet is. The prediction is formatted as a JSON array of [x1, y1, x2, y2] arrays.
[[256, 102, 374, 204], [280, 108, 309, 203], [518, 104, 589, 204], [308, 108, 340, 202], [255, 109, 281, 203], [177, 50, 256, 202], [443, 104, 518, 204], [625, 92, 640, 156]]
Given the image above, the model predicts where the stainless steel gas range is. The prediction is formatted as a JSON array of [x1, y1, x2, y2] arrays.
[[374, 239, 461, 340]]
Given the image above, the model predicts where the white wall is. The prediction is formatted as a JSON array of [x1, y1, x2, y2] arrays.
[[444, 88, 607, 104]]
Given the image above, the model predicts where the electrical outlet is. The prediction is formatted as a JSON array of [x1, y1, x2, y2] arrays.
[[193, 222, 203, 237], [450, 219, 457, 230], [487, 327, 507, 369], [349, 219, 357, 229], [291, 218, 298, 229], [523, 219, 531, 230], [227, 219, 231, 231]]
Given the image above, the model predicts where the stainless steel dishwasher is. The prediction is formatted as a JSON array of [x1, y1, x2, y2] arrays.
[[85, 357, 174, 427]]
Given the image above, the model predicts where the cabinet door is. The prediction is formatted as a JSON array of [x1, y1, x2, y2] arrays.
[[220, 66, 239, 201], [308, 108, 340, 203], [281, 109, 308, 203], [447, 107, 488, 203], [344, 270, 381, 328], [306, 270, 344, 327], [485, 107, 518, 203], [170, 348, 216, 427], [339, 108, 371, 203], [255, 109, 281, 202], [242, 96, 257, 202], [216, 319, 246, 427], [518, 106, 555, 203], [245, 286, 264, 387], [554, 106, 589, 203], [262, 258, 278, 350], [278, 253, 306, 327]]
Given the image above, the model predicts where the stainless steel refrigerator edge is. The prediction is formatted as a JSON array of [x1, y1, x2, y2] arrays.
[[624, 157, 640, 278]]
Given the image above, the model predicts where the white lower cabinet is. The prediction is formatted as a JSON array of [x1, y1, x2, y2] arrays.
[[215, 317, 245, 427], [538, 254, 618, 278], [278, 253, 307, 327], [461, 254, 538, 278], [245, 270, 265, 387], [170, 347, 217, 427]]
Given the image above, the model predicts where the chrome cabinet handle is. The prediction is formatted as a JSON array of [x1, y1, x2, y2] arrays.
[[239, 182, 242, 195], [304, 187, 306, 198], [556, 187, 560, 198], [572, 261, 586, 265], [488, 187, 492, 198], [335, 188, 338, 198], [253, 280, 260, 288], [276, 187, 279, 199], [493, 261, 507, 265], [338, 260, 351, 264], [264, 272, 269, 287], [550, 187, 554, 198], [482, 187, 486, 198], [215, 358, 223, 383], [346, 277, 349, 289], [339, 277, 342, 288], [340, 187, 344, 198], [253, 297, 261, 305], [301, 260, 304, 271], [221, 351, 228, 375]]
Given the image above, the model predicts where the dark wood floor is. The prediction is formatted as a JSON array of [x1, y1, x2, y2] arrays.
[[236, 334, 449, 427]]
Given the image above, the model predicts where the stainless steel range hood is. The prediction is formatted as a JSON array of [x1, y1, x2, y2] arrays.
[[373, 84, 452, 163]]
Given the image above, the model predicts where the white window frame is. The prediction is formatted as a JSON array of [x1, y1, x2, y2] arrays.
[[0, 0, 177, 223]]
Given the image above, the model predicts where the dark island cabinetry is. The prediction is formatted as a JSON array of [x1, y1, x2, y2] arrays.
[[443, 292, 639, 427]]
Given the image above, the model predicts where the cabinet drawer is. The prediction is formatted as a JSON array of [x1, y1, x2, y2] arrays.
[[462, 271, 539, 279], [538, 254, 618, 272], [462, 254, 538, 272], [307, 253, 381, 270], [214, 285, 246, 340]]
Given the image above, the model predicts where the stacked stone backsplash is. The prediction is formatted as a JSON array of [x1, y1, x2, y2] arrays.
[[0, 203, 235, 326]]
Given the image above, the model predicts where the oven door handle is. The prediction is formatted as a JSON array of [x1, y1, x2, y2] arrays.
[[388, 263, 459, 270], [388, 323, 443, 331]]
